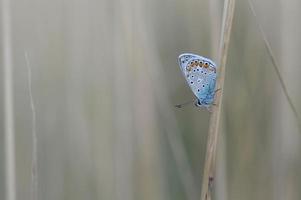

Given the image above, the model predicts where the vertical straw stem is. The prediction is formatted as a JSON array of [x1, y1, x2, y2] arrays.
[[25, 52, 38, 200], [247, 0, 301, 133], [2, 0, 16, 199], [200, 0, 235, 200]]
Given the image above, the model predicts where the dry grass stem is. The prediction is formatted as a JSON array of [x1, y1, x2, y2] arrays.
[[200, 0, 235, 200], [247, 0, 301, 133], [2, 0, 16, 199], [25, 52, 38, 200]]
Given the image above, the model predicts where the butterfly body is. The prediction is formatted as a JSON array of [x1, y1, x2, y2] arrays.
[[178, 53, 217, 108]]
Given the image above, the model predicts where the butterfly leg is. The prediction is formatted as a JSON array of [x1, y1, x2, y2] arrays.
[[210, 90, 220, 108], [215, 88, 221, 93], [206, 105, 213, 112]]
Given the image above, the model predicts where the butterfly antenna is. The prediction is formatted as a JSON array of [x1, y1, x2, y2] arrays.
[[174, 100, 194, 108]]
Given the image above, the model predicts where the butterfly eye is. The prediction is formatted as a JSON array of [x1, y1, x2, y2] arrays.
[[199, 61, 203, 66], [204, 62, 209, 68]]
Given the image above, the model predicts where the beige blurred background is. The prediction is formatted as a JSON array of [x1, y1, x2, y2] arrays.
[[1, 0, 301, 200]]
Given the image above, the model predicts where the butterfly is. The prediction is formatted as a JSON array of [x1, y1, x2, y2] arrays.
[[177, 53, 218, 109]]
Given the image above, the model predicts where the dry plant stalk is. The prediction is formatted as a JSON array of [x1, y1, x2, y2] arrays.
[[247, 0, 301, 133], [200, 0, 235, 200], [2, 0, 16, 199], [25, 52, 38, 200]]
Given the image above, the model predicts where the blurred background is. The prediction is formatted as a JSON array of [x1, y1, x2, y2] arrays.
[[1, 0, 301, 199]]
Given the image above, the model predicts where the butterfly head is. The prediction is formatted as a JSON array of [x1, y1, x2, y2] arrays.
[[194, 99, 207, 106], [195, 99, 202, 107]]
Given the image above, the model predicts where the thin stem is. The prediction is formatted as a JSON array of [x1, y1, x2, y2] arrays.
[[25, 52, 38, 200], [2, 0, 16, 199], [200, 0, 235, 200], [247, 0, 301, 133]]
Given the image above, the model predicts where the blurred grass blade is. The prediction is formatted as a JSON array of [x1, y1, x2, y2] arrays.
[[25, 52, 38, 200], [247, 0, 301, 133], [2, 0, 16, 199]]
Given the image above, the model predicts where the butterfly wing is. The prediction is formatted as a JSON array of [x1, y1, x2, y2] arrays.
[[202, 72, 217, 105], [178, 53, 198, 73], [178, 53, 217, 74], [178, 53, 217, 106]]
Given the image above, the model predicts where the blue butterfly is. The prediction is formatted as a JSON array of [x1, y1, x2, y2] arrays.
[[177, 53, 217, 109]]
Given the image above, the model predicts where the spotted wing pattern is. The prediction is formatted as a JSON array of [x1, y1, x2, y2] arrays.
[[178, 53, 217, 107]]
